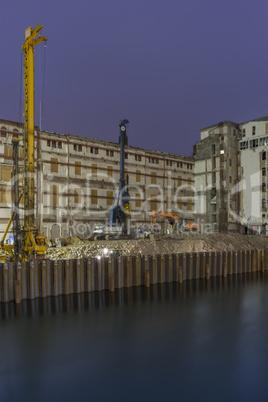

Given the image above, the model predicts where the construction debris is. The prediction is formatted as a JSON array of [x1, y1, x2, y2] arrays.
[[46, 233, 268, 261]]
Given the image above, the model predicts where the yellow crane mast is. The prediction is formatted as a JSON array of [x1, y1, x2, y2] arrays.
[[22, 26, 47, 228], [0, 25, 48, 262], [21, 26, 48, 258]]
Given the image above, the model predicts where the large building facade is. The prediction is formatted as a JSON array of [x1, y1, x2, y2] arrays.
[[194, 121, 240, 232], [239, 117, 268, 231], [0, 119, 196, 239], [195, 116, 268, 234]]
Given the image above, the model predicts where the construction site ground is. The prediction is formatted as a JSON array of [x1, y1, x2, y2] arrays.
[[46, 233, 268, 261]]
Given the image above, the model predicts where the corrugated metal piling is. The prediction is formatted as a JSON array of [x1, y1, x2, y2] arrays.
[[0, 249, 267, 303]]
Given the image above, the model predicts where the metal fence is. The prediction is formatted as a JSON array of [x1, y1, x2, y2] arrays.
[[0, 249, 267, 303]]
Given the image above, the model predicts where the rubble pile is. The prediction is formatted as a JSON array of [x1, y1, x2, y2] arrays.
[[46, 233, 268, 261]]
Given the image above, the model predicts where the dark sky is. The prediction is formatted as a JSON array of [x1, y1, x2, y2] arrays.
[[1, 0, 268, 156]]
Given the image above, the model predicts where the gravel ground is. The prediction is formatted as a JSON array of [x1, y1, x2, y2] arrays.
[[46, 233, 268, 260]]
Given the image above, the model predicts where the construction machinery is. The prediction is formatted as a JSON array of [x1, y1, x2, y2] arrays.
[[0, 26, 48, 262], [151, 210, 199, 233], [93, 120, 131, 240]]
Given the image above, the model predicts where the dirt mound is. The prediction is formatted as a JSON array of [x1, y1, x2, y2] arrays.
[[46, 233, 268, 261]]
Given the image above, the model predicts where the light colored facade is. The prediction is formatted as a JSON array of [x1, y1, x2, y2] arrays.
[[0, 119, 196, 240], [239, 117, 268, 230], [195, 116, 268, 234]]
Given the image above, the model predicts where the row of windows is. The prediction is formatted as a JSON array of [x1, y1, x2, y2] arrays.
[[1, 127, 19, 138], [47, 140, 62, 149], [49, 159, 194, 186], [240, 139, 259, 149], [38, 139, 193, 169], [48, 187, 194, 210], [242, 126, 256, 137], [242, 124, 268, 138]]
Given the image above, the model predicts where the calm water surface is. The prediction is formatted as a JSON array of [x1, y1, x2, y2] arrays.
[[1, 273, 268, 402]]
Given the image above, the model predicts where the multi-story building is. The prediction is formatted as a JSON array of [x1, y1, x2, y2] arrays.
[[239, 116, 268, 232], [0, 119, 196, 240], [195, 116, 268, 234], [194, 121, 241, 232]]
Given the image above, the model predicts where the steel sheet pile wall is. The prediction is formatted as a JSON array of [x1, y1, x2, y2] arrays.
[[0, 250, 267, 303]]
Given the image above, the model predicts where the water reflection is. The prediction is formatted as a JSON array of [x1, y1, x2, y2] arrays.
[[1, 272, 268, 402], [1, 271, 265, 320]]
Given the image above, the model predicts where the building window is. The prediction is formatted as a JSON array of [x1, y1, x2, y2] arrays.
[[229, 159, 232, 167], [188, 177, 191, 188], [260, 137, 268, 146], [229, 176, 232, 184], [47, 140, 51, 147], [107, 191, 113, 205], [90, 147, 98, 154], [150, 198, 157, 211], [92, 164, 98, 176], [52, 140, 56, 148], [107, 166, 113, 177], [125, 153, 128, 159], [262, 168, 266, 176], [1, 166, 12, 181], [75, 161, 81, 175], [74, 189, 81, 204], [135, 155, 142, 162], [106, 150, 114, 157], [74, 144, 77, 151], [4, 146, 13, 159], [252, 126, 256, 135], [151, 172, 156, 184], [212, 144, 216, 155], [136, 170, 141, 182], [135, 193, 141, 208], [178, 176, 182, 187], [91, 189, 98, 204], [262, 183, 266, 192], [149, 157, 158, 164], [78, 144, 82, 152], [166, 160, 172, 167], [242, 129, 246, 137], [249, 139, 258, 148], [51, 185, 59, 208], [1, 126, 7, 137], [262, 199, 266, 210], [177, 199, 182, 210], [177, 161, 183, 168], [262, 152, 266, 161], [240, 141, 248, 150], [51, 158, 59, 173], [187, 199, 192, 210], [1, 186, 11, 203], [58, 141, 62, 149]]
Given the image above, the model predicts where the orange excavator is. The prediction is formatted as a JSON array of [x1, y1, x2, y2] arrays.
[[151, 210, 199, 231]]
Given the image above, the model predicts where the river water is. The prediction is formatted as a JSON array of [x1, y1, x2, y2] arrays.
[[1, 273, 268, 402]]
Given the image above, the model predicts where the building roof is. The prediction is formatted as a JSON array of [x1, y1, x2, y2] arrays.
[[240, 115, 268, 125], [0, 118, 194, 162], [200, 120, 239, 131], [201, 115, 268, 131]]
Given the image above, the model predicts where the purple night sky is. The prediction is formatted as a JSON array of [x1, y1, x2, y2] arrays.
[[1, 0, 268, 156]]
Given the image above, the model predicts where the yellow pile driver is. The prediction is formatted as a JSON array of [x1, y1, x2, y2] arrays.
[[0, 26, 48, 262]]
